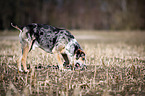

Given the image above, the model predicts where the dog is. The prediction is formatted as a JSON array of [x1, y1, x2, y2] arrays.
[[11, 23, 86, 72]]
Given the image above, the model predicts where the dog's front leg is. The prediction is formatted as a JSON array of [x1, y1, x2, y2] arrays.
[[55, 53, 64, 70], [52, 47, 64, 70]]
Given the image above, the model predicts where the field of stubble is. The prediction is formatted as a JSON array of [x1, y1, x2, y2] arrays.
[[0, 30, 145, 96]]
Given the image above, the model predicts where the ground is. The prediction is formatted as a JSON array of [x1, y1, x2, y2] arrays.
[[0, 30, 145, 96]]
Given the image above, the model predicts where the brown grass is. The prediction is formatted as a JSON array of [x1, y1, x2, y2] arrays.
[[0, 31, 145, 96]]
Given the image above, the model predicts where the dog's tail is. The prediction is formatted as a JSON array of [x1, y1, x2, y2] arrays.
[[11, 23, 22, 32]]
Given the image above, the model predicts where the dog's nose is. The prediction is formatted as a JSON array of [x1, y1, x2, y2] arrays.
[[82, 58, 85, 60], [75, 63, 80, 67]]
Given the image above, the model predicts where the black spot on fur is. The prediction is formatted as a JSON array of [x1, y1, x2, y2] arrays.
[[53, 37, 57, 45], [74, 45, 79, 55], [40, 32, 43, 35], [60, 31, 63, 34], [34, 33, 39, 40], [47, 45, 49, 48]]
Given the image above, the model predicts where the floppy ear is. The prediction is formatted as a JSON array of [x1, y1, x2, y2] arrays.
[[11, 23, 22, 32], [75, 49, 81, 55], [75, 49, 85, 59]]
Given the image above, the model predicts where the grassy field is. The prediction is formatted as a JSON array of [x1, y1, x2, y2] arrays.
[[0, 30, 145, 96]]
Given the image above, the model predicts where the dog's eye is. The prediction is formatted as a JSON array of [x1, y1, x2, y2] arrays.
[[82, 58, 85, 60]]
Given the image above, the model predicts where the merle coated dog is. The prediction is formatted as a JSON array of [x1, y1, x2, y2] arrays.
[[11, 23, 86, 72]]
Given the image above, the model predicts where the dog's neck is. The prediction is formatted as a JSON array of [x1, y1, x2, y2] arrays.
[[66, 39, 82, 56]]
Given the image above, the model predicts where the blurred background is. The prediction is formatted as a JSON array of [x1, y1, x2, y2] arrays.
[[0, 0, 145, 30]]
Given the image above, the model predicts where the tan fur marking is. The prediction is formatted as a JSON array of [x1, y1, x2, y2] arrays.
[[78, 57, 84, 63], [75, 49, 84, 54], [57, 45, 65, 54], [56, 54, 63, 66], [60, 48, 65, 54]]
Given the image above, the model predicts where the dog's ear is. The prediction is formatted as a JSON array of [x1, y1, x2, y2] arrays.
[[11, 23, 22, 32], [75, 49, 85, 59]]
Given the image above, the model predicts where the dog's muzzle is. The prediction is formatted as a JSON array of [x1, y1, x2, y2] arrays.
[[75, 61, 86, 70]]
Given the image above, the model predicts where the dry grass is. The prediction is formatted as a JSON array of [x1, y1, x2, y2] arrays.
[[0, 31, 145, 96]]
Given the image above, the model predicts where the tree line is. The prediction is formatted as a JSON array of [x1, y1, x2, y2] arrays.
[[0, 0, 145, 30]]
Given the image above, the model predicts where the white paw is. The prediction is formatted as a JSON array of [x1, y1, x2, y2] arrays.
[[59, 65, 64, 70], [19, 69, 23, 72]]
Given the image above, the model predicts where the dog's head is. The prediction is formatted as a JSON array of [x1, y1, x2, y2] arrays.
[[74, 49, 86, 69]]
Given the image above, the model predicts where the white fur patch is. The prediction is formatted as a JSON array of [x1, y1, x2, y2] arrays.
[[32, 41, 39, 50]]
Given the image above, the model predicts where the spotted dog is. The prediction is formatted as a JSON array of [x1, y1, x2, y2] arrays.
[[11, 23, 86, 72]]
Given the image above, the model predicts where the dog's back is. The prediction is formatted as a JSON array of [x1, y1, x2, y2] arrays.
[[23, 23, 75, 53]]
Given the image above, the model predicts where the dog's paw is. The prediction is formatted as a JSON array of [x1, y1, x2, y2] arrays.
[[63, 62, 72, 69], [58, 65, 65, 70], [24, 69, 29, 73], [18, 69, 23, 72]]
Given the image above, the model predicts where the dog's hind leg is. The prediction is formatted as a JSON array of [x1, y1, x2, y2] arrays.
[[18, 40, 33, 72], [17, 56, 23, 72], [17, 46, 30, 72], [21, 44, 30, 72]]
